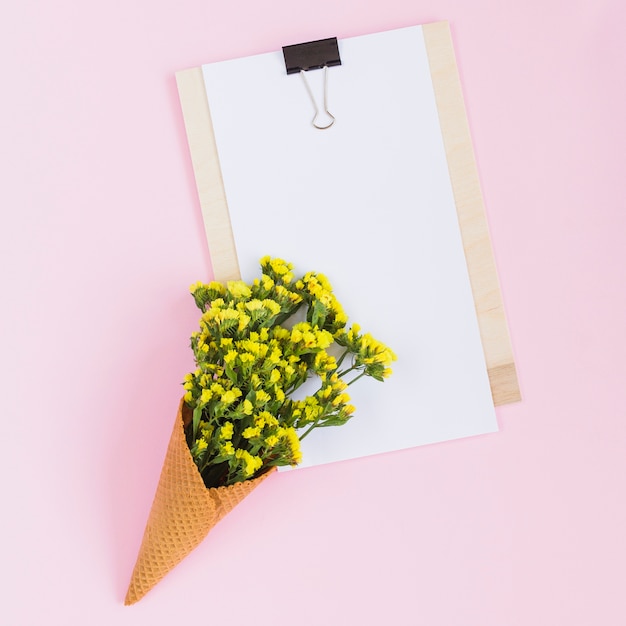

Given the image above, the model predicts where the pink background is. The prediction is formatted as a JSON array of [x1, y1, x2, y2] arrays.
[[2, 1, 625, 624]]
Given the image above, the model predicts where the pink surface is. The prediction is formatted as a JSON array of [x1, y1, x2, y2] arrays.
[[1, 1, 625, 624]]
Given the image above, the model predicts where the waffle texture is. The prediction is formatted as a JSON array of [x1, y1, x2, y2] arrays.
[[125, 398, 274, 605]]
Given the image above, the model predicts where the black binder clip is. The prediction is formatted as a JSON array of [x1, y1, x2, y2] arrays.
[[282, 37, 342, 129]]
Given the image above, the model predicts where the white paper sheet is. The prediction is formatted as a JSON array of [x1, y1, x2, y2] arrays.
[[201, 25, 498, 469]]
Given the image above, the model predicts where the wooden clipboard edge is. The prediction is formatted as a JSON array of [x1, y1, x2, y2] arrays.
[[423, 21, 521, 405], [175, 22, 521, 406], [175, 67, 241, 282]]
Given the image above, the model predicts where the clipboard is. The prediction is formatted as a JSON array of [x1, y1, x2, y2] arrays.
[[175, 21, 519, 428], [175, 22, 520, 469]]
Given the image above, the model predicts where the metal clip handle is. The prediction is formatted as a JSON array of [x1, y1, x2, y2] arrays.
[[300, 66, 335, 130]]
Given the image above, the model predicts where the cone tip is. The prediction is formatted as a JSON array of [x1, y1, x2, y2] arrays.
[[124, 583, 142, 606]]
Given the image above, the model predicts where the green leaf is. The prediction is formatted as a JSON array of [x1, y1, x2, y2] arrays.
[[309, 299, 327, 328], [318, 417, 350, 427], [225, 363, 237, 384], [192, 406, 203, 440]]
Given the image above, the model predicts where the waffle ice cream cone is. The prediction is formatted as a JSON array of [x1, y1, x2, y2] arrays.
[[125, 398, 275, 605]]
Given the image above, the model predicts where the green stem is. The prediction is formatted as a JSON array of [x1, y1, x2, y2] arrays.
[[346, 369, 368, 386], [337, 364, 358, 378], [298, 420, 319, 441], [334, 348, 351, 370], [298, 399, 334, 440]]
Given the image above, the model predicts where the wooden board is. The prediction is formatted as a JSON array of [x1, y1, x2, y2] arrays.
[[175, 21, 520, 406]]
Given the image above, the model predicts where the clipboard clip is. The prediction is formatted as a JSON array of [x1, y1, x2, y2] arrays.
[[282, 37, 341, 130]]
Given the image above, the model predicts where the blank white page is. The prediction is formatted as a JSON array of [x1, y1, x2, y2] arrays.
[[201, 25, 498, 469]]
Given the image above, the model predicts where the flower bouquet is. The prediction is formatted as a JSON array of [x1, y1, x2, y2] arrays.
[[125, 257, 395, 604]]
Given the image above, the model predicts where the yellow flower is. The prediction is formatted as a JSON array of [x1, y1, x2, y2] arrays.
[[235, 449, 263, 477], [238, 313, 251, 331], [332, 392, 351, 407], [219, 422, 234, 439], [245, 299, 263, 311], [261, 275, 274, 291], [316, 273, 332, 291], [283, 427, 302, 465], [211, 382, 225, 395], [267, 347, 282, 365], [269, 369, 281, 384], [220, 441, 235, 456], [242, 399, 254, 415], [255, 411, 278, 428], [320, 385, 332, 399], [304, 401, 322, 422], [262, 299, 281, 315], [196, 439, 208, 452], [208, 280, 225, 292], [330, 375, 347, 391], [272, 327, 290, 341], [227, 280, 252, 299], [255, 389, 271, 404], [242, 426, 261, 439], [219, 309, 239, 323], [316, 329, 333, 349], [334, 310, 348, 325], [224, 350, 237, 365], [221, 388, 242, 404], [265, 435, 279, 448], [269, 258, 291, 275], [314, 352, 337, 372], [200, 389, 212, 404], [240, 340, 260, 356]]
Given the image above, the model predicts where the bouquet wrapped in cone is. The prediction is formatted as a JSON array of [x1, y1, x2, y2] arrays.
[[125, 257, 395, 604]]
